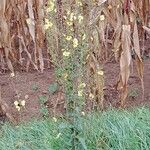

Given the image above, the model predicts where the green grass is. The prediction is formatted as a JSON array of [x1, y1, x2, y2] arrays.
[[0, 107, 150, 150]]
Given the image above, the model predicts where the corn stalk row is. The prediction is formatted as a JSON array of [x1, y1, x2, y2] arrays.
[[0, 0, 150, 112]]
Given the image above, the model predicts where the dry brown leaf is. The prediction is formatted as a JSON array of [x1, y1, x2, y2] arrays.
[[133, 21, 144, 98], [118, 25, 131, 107], [143, 26, 150, 35], [27, 0, 35, 42]]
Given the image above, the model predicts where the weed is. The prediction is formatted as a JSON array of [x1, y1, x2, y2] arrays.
[[48, 82, 58, 94], [38, 95, 49, 118], [31, 84, 39, 91], [1, 107, 150, 150]]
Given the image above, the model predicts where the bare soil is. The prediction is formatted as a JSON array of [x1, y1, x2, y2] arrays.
[[104, 59, 150, 108], [0, 59, 150, 123]]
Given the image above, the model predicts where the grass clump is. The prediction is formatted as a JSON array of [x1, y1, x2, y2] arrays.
[[0, 107, 150, 150]]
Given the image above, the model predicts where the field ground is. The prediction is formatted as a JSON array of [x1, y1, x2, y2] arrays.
[[0, 59, 149, 122]]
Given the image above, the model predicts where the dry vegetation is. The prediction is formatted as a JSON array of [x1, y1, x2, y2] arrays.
[[0, 0, 150, 123]]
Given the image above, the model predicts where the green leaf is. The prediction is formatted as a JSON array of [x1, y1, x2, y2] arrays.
[[39, 95, 49, 104], [32, 84, 39, 91], [48, 82, 58, 94]]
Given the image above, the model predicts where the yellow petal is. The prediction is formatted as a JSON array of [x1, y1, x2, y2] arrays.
[[78, 90, 83, 97], [100, 15, 105, 21], [77, 1, 82, 6], [47, 1, 55, 12], [63, 51, 70, 57], [67, 10, 70, 15], [73, 38, 78, 48], [63, 16, 67, 19], [66, 36, 72, 41], [66, 21, 73, 26], [89, 93, 94, 99], [78, 15, 84, 23], [81, 111, 85, 116], [70, 13, 74, 21], [44, 20, 53, 30], [21, 100, 26, 106], [14, 101, 19, 106], [16, 106, 21, 111], [10, 73, 15, 77], [53, 117, 57, 122], [78, 83, 86, 88], [63, 73, 68, 80], [97, 70, 104, 76]]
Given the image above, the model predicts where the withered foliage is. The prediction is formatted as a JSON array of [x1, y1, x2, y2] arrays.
[[0, 0, 150, 115], [0, 0, 47, 73], [84, 0, 149, 108]]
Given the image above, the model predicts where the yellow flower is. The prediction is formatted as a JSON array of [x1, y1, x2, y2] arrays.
[[77, 2, 82, 6], [44, 19, 53, 30], [100, 15, 105, 21], [14, 100, 26, 111], [73, 38, 78, 48], [63, 73, 68, 80], [78, 90, 83, 97], [16, 106, 21, 111], [14, 101, 21, 111], [46, 1, 55, 12], [21, 100, 26, 107], [78, 15, 84, 23], [70, 13, 74, 21], [53, 117, 57, 122], [10, 72, 15, 77], [63, 15, 67, 19], [67, 10, 70, 15], [76, 0, 82, 6], [97, 70, 104, 76], [66, 21, 73, 26], [81, 111, 85, 116], [89, 93, 94, 99], [66, 36, 72, 41], [63, 51, 70, 57], [73, 16, 77, 20], [14, 101, 19, 106], [78, 83, 86, 88]]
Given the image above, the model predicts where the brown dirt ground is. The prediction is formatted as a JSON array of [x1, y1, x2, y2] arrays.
[[104, 59, 150, 108], [0, 59, 150, 123]]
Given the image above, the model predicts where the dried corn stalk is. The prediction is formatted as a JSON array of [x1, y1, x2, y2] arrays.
[[0, 0, 47, 73], [86, 0, 147, 107], [0, 0, 149, 108]]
